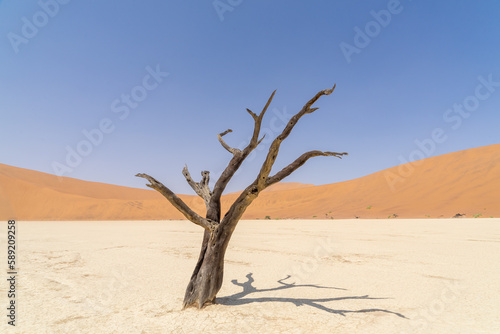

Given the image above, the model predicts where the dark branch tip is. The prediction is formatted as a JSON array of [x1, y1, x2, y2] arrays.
[[325, 151, 349, 159], [258, 90, 277, 118], [257, 134, 266, 146], [246, 108, 258, 120], [325, 84, 336, 95], [219, 129, 233, 137], [269, 89, 277, 100]]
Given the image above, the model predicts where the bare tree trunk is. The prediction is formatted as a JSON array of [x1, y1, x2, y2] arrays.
[[183, 227, 231, 308], [136, 86, 347, 309]]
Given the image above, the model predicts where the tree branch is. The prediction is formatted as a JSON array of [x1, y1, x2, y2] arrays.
[[217, 129, 240, 155], [246, 108, 258, 120], [182, 165, 212, 206], [220, 152, 347, 227], [256, 135, 266, 147], [266, 151, 348, 187], [302, 84, 336, 114], [221, 85, 343, 227], [211, 90, 276, 203], [135, 173, 216, 231], [255, 85, 336, 187], [243, 90, 276, 155]]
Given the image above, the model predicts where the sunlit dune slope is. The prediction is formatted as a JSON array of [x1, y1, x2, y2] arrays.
[[0, 144, 498, 220], [241, 144, 500, 219]]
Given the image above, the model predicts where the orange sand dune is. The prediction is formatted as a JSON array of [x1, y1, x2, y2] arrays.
[[262, 182, 314, 192], [0, 144, 499, 220], [243, 144, 500, 219]]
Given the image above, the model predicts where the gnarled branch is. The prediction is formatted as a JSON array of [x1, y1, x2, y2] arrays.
[[217, 129, 240, 155], [182, 165, 212, 206], [221, 85, 342, 227], [266, 151, 348, 187], [246, 108, 258, 120], [211, 90, 276, 204], [243, 90, 276, 155], [255, 85, 336, 187], [135, 173, 216, 231]]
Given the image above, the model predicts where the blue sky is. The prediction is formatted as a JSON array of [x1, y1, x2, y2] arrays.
[[1, 0, 499, 194]]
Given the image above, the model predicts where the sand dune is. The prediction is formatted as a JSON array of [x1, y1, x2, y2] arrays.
[[0, 144, 499, 220], [243, 144, 500, 219]]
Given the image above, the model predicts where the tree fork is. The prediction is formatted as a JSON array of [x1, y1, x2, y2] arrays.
[[136, 85, 347, 309]]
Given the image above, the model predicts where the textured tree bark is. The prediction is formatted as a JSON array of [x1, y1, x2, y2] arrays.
[[182, 225, 234, 309], [136, 86, 348, 309]]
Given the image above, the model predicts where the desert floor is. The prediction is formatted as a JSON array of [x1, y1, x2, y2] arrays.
[[0, 219, 499, 334]]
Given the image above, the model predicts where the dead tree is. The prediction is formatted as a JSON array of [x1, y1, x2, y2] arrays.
[[136, 85, 347, 309]]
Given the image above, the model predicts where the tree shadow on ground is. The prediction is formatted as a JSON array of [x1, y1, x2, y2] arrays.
[[217, 273, 406, 318]]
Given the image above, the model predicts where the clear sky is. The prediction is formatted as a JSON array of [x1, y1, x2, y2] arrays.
[[1, 0, 499, 194]]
